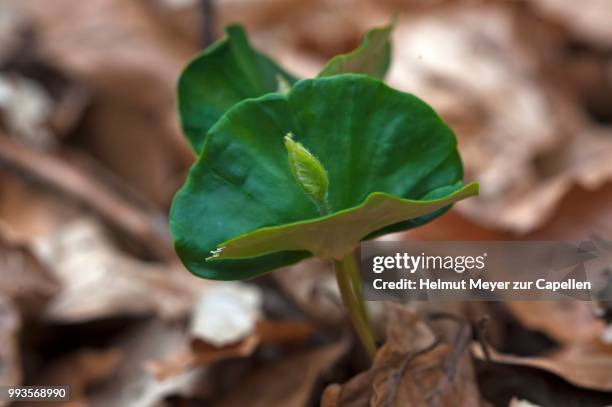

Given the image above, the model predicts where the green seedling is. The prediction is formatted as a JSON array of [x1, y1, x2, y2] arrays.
[[170, 23, 478, 359]]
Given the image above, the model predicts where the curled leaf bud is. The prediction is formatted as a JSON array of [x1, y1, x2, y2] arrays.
[[284, 133, 329, 214]]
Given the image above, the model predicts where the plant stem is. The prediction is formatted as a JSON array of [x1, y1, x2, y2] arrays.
[[343, 251, 371, 328], [332, 251, 377, 360]]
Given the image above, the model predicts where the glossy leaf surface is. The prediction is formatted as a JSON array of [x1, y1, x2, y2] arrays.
[[170, 74, 478, 280], [177, 25, 298, 153], [178, 24, 394, 153], [214, 185, 477, 260], [318, 24, 393, 79]]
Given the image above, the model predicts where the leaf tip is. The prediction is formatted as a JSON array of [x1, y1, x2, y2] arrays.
[[206, 246, 225, 261]]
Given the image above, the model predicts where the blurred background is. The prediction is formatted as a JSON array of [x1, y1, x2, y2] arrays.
[[1, 0, 612, 405]]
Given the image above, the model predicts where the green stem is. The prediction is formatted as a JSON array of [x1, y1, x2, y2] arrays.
[[332, 251, 377, 360], [343, 251, 371, 328]]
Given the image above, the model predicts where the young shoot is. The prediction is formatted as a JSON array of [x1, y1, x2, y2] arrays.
[[284, 133, 330, 215]]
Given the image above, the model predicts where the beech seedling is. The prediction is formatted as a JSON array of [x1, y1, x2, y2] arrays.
[[170, 23, 478, 359]]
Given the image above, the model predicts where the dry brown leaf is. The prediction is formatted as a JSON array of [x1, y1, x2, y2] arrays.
[[0, 3, 28, 64], [71, 67, 193, 207], [88, 320, 209, 406], [526, 183, 612, 240], [255, 319, 317, 344], [0, 169, 77, 243], [387, 5, 612, 234], [411, 181, 612, 246], [505, 301, 603, 346], [147, 334, 260, 381], [0, 74, 55, 148], [0, 230, 59, 316], [216, 338, 350, 407], [217, 0, 390, 79], [477, 359, 612, 406], [0, 69, 88, 150], [508, 397, 540, 407], [527, 0, 612, 48], [190, 282, 262, 347], [33, 348, 121, 407], [147, 281, 316, 381], [147, 282, 263, 380], [548, 339, 612, 391], [373, 306, 483, 407], [475, 316, 612, 393], [38, 218, 205, 322], [1, 156, 201, 322], [0, 295, 20, 397], [0, 137, 173, 260], [0, 4, 90, 145], [474, 343, 612, 405], [9, 0, 197, 206], [273, 258, 345, 324], [322, 369, 378, 407], [148, 319, 317, 380], [323, 305, 486, 407]]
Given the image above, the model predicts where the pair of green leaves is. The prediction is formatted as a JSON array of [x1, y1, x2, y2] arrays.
[[171, 24, 478, 280], [178, 24, 392, 153]]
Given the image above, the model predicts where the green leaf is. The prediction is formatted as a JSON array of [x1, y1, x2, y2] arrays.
[[178, 23, 394, 154], [318, 23, 393, 79], [170, 74, 478, 280], [212, 184, 477, 261], [178, 25, 298, 153]]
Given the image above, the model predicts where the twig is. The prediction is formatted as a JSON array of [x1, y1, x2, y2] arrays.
[[200, 0, 215, 48], [475, 316, 492, 361], [0, 135, 174, 261]]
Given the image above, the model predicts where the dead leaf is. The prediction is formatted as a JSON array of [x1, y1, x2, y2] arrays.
[[0, 3, 28, 64], [411, 181, 612, 248], [190, 283, 262, 347], [273, 258, 344, 325], [147, 280, 316, 380], [33, 348, 121, 407], [255, 319, 316, 344], [0, 295, 20, 396], [505, 301, 603, 346], [474, 343, 612, 406], [474, 333, 612, 393], [388, 5, 612, 234], [149, 319, 317, 380], [10, 0, 197, 206], [527, 0, 612, 48], [322, 369, 378, 407], [0, 136, 173, 260], [88, 320, 209, 406], [0, 74, 55, 148], [147, 334, 260, 381], [217, 0, 390, 79], [508, 397, 540, 407], [373, 307, 483, 407], [0, 229, 59, 316], [0, 7, 90, 145], [0, 169, 76, 243], [39, 218, 204, 322], [216, 338, 350, 407], [323, 305, 486, 407]]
